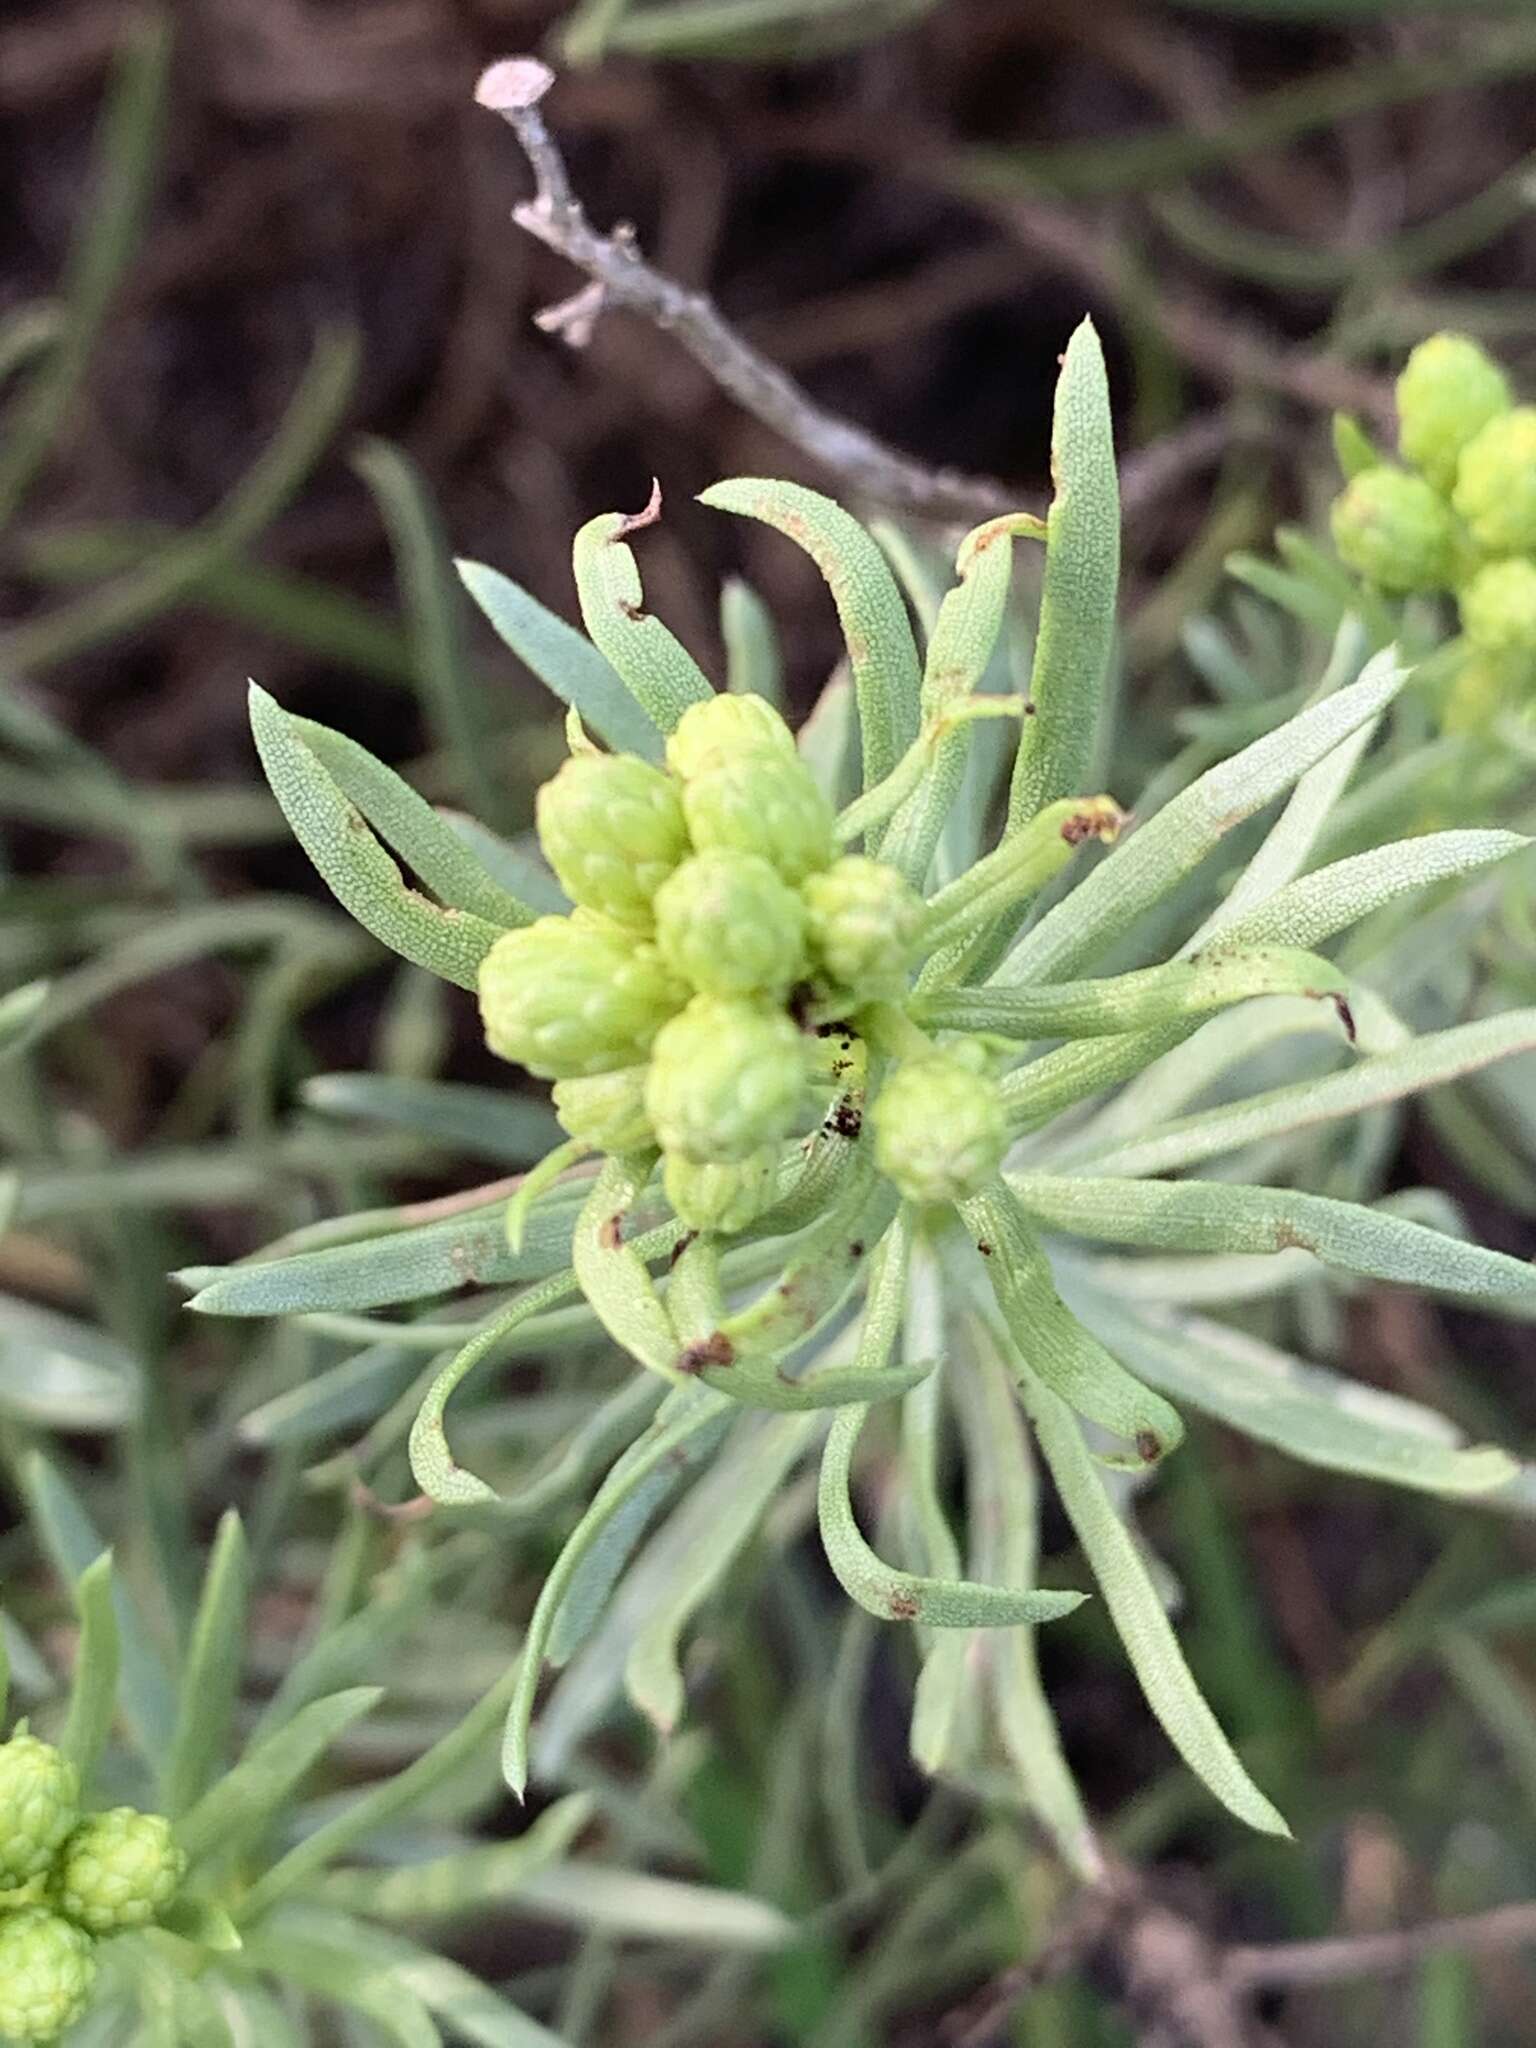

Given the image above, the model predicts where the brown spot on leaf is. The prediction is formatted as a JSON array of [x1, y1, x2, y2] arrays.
[[668, 1230, 699, 1269], [826, 1098, 863, 1141], [977, 1240, 993, 1257], [1272, 1222, 1315, 1255], [1333, 994, 1358, 1044], [1136, 1430, 1162, 1465], [679, 1331, 735, 1374], [848, 1240, 865, 1260], [599, 1213, 625, 1251], [888, 1589, 920, 1621]]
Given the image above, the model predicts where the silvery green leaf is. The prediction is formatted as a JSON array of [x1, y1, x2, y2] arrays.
[[178, 1687, 383, 1870], [1062, 1282, 1517, 1500], [512, 1861, 792, 1950], [701, 478, 921, 800], [457, 555, 663, 760], [310, 1794, 590, 1920], [1019, 1371, 1289, 1837], [1011, 1173, 1536, 1307], [721, 575, 784, 704], [248, 686, 507, 988], [1219, 830, 1530, 952], [59, 1551, 118, 1791], [571, 501, 714, 730], [163, 1511, 248, 1816], [0, 1294, 140, 1430], [997, 650, 1407, 988], [301, 1075, 560, 1164], [1009, 317, 1119, 829], [1076, 1010, 1536, 1179]]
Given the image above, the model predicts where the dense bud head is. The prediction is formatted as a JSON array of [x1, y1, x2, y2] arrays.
[[872, 1049, 1008, 1206], [664, 1146, 779, 1234], [0, 1909, 96, 2043], [535, 752, 689, 928], [1330, 466, 1455, 592], [665, 691, 796, 780], [653, 851, 808, 998], [54, 1809, 185, 1934], [0, 1735, 79, 1889], [552, 1066, 654, 1151], [802, 855, 925, 1002], [645, 995, 807, 1162], [478, 915, 685, 1079], [680, 747, 835, 884], [1460, 557, 1536, 655], [1454, 408, 1536, 557], [1396, 333, 1512, 492]]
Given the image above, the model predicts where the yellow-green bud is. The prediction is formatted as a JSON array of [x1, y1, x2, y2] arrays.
[[646, 995, 807, 1162], [1460, 557, 1536, 655], [653, 851, 808, 998], [1396, 333, 1511, 492], [664, 1146, 779, 1234], [803, 855, 925, 1002], [552, 1066, 654, 1151], [54, 1808, 185, 1934], [872, 1050, 1007, 1206], [479, 915, 685, 1079], [0, 1908, 96, 2044], [1330, 466, 1455, 593], [665, 691, 796, 780], [535, 752, 689, 928], [1454, 407, 1536, 557], [681, 748, 834, 884], [0, 1735, 79, 1889]]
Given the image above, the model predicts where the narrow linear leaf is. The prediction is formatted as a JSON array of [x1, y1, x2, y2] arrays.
[[1061, 1280, 1517, 1501], [960, 1180, 1182, 1465], [289, 714, 535, 929], [721, 575, 784, 704], [1077, 1009, 1536, 1180], [177, 1687, 382, 1870], [59, 1552, 118, 1790], [917, 945, 1348, 1040], [996, 650, 1407, 988], [301, 1073, 560, 1163], [0, 1294, 141, 1431], [249, 685, 505, 989], [239, 1665, 520, 1921], [1021, 1372, 1289, 1837], [818, 1403, 1083, 1628], [1009, 317, 1119, 828], [163, 1511, 248, 1817], [700, 478, 921, 797], [352, 436, 507, 831], [512, 1862, 793, 1950], [311, 1794, 592, 1920], [571, 498, 713, 729], [571, 1156, 686, 1383], [1011, 1173, 1536, 1307], [456, 557, 663, 760]]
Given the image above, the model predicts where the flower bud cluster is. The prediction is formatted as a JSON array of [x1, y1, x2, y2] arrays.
[[0, 1728, 186, 2041], [1329, 333, 1536, 720], [480, 688, 1013, 1232]]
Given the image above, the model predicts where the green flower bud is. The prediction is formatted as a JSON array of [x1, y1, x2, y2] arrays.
[[664, 1146, 779, 1234], [0, 1735, 79, 1889], [681, 748, 834, 885], [665, 691, 796, 780], [872, 1050, 1007, 1206], [803, 855, 925, 1002], [653, 851, 808, 998], [1396, 333, 1511, 492], [1330, 466, 1455, 593], [551, 1066, 654, 1151], [535, 752, 689, 929], [1460, 557, 1536, 655], [0, 1909, 96, 2044], [54, 1809, 185, 1934], [479, 915, 685, 1079], [646, 996, 807, 1163], [1454, 407, 1536, 557]]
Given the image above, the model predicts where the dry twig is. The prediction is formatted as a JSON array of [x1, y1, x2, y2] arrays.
[[473, 56, 1253, 529]]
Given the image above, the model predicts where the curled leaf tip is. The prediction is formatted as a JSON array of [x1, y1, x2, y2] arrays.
[[617, 478, 664, 539]]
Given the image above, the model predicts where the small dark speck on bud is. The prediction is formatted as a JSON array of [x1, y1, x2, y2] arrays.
[[475, 57, 555, 113]]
